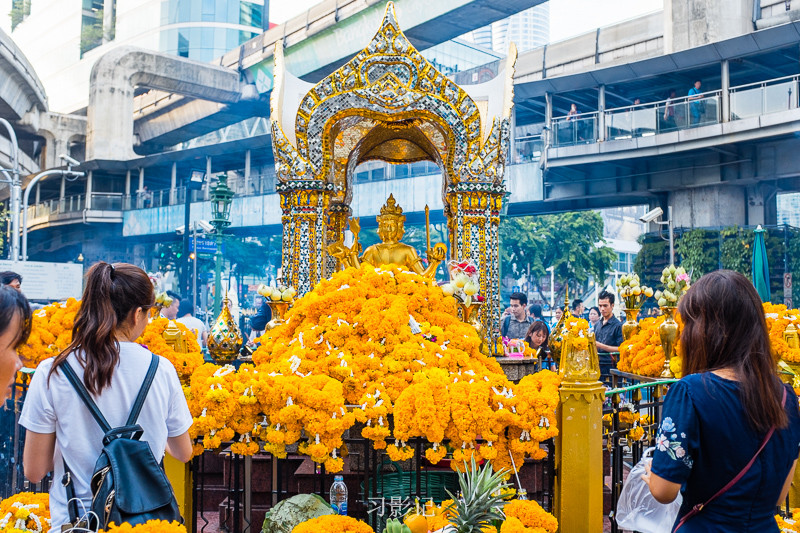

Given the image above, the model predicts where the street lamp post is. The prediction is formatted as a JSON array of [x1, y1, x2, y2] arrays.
[[546, 265, 555, 311], [209, 174, 233, 317]]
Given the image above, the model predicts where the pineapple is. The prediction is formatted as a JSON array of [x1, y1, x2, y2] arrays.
[[444, 457, 510, 532]]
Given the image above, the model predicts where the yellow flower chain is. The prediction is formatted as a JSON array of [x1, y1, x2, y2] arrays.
[[500, 499, 558, 533], [100, 520, 186, 532], [0, 492, 50, 532], [291, 515, 374, 533]]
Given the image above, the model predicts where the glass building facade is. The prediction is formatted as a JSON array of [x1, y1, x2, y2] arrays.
[[160, 0, 265, 62]]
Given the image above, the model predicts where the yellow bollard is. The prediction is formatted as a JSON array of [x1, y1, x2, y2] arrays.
[[164, 455, 193, 532], [554, 330, 605, 533]]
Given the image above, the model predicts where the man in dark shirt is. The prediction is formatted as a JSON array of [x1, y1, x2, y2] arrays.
[[501, 292, 532, 340], [594, 290, 623, 384]]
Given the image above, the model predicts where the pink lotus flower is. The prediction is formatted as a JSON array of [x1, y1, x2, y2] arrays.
[[676, 273, 690, 283]]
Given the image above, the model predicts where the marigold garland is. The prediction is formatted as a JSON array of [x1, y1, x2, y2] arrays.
[[18, 299, 81, 369], [100, 520, 186, 532], [291, 515, 374, 533], [136, 317, 204, 384], [500, 499, 558, 533], [617, 315, 683, 378], [0, 492, 50, 532], [776, 509, 800, 532]]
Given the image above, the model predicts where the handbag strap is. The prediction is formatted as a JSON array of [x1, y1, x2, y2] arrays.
[[674, 385, 787, 532], [59, 353, 159, 524]]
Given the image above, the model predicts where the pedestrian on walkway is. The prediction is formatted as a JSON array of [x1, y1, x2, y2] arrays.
[[19, 262, 194, 530]]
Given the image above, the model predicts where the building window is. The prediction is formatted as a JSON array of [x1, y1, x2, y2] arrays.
[[80, 1, 105, 56], [9, 0, 31, 31], [178, 32, 190, 58]]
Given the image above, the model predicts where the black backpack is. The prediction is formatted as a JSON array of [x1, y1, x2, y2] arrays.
[[60, 354, 183, 531]]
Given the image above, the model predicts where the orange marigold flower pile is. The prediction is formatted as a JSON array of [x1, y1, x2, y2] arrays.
[[617, 315, 683, 377], [100, 520, 186, 532], [765, 302, 800, 363], [186, 264, 561, 473], [0, 492, 50, 532], [775, 509, 800, 532], [291, 515, 374, 533], [500, 499, 558, 533], [136, 317, 204, 383], [18, 298, 81, 369]]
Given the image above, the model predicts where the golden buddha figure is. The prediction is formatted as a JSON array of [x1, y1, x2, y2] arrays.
[[328, 194, 447, 278]]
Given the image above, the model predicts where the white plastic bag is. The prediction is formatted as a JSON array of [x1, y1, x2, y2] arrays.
[[615, 447, 682, 533]]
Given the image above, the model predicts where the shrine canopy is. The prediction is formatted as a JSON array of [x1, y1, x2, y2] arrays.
[[269, 1, 516, 211]]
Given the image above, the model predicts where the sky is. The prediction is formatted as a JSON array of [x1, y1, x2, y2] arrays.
[[271, 0, 664, 44]]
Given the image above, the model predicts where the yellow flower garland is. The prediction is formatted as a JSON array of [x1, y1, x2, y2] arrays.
[[136, 317, 204, 384], [100, 520, 186, 532], [500, 499, 558, 533], [18, 299, 81, 369], [617, 315, 683, 378], [776, 509, 800, 532], [0, 492, 50, 532], [291, 515, 374, 533]]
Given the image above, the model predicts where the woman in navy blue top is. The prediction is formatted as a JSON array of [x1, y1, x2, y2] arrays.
[[643, 270, 800, 532]]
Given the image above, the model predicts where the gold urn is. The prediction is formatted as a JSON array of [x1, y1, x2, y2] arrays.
[[622, 308, 640, 341], [659, 306, 679, 378], [208, 297, 243, 364], [457, 300, 488, 356]]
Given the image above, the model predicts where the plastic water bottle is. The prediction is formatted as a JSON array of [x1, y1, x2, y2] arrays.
[[330, 475, 348, 515]]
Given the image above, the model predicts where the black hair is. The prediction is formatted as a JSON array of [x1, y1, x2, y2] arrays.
[[0, 271, 22, 285], [0, 286, 31, 350], [166, 290, 182, 302], [571, 299, 584, 311], [589, 306, 601, 317], [528, 304, 543, 319], [510, 292, 527, 306], [177, 298, 194, 317], [598, 290, 615, 305]]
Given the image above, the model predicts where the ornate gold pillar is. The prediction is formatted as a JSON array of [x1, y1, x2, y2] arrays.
[[278, 182, 332, 295], [447, 183, 504, 351], [325, 203, 352, 276], [554, 332, 604, 533]]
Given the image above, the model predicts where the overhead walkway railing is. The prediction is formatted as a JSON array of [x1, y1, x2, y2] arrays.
[[730, 74, 799, 120], [549, 74, 800, 148]]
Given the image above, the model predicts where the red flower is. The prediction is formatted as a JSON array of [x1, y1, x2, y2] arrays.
[[465, 266, 477, 275], [475, 295, 485, 302], [458, 262, 468, 269]]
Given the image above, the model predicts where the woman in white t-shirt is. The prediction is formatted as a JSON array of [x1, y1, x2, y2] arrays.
[[19, 262, 194, 529]]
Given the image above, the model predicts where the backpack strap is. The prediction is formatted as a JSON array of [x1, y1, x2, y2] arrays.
[[126, 354, 159, 426], [60, 359, 112, 433]]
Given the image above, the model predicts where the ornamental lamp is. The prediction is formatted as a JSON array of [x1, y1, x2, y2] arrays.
[[210, 174, 234, 231]]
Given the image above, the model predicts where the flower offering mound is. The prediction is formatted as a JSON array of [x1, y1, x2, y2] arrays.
[[136, 317, 204, 383], [765, 302, 800, 363], [617, 315, 683, 377], [18, 298, 81, 369], [187, 264, 561, 472], [291, 515, 374, 533], [100, 520, 187, 532], [499, 499, 558, 533], [0, 492, 50, 532]]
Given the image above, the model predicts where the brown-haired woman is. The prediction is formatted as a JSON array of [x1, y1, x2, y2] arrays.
[[642, 270, 800, 532], [0, 285, 32, 400], [19, 262, 193, 530], [525, 320, 554, 371]]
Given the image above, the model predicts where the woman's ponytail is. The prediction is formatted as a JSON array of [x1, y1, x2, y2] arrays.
[[50, 262, 154, 395]]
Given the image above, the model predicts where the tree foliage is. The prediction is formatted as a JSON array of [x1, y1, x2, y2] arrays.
[[499, 212, 617, 300]]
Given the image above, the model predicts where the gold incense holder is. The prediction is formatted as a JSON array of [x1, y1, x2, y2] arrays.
[[208, 297, 243, 364]]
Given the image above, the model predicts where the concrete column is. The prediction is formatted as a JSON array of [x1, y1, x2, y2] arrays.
[[138, 167, 144, 208], [721, 59, 730, 123], [170, 162, 177, 205], [124, 170, 131, 195], [545, 92, 553, 129], [34, 183, 40, 206], [86, 170, 93, 210], [746, 185, 778, 226], [244, 149, 251, 195], [60, 176, 66, 212], [666, 0, 753, 53], [598, 85, 606, 141], [669, 185, 747, 228], [102, 0, 115, 42]]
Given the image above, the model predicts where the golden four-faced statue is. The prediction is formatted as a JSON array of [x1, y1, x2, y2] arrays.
[[328, 194, 447, 278]]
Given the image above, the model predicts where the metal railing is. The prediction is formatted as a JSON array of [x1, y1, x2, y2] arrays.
[[605, 91, 722, 140], [551, 112, 599, 147], [26, 192, 125, 220], [513, 135, 543, 163], [730, 74, 799, 120], [0, 370, 51, 499], [604, 371, 676, 533], [191, 431, 554, 532]]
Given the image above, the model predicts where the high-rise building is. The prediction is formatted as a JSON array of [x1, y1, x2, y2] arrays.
[[469, 4, 550, 54], [8, 0, 266, 112]]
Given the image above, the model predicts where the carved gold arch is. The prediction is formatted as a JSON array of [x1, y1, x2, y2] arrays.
[[270, 2, 516, 344]]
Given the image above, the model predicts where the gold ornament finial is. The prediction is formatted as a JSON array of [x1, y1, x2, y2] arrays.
[[379, 194, 405, 219]]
